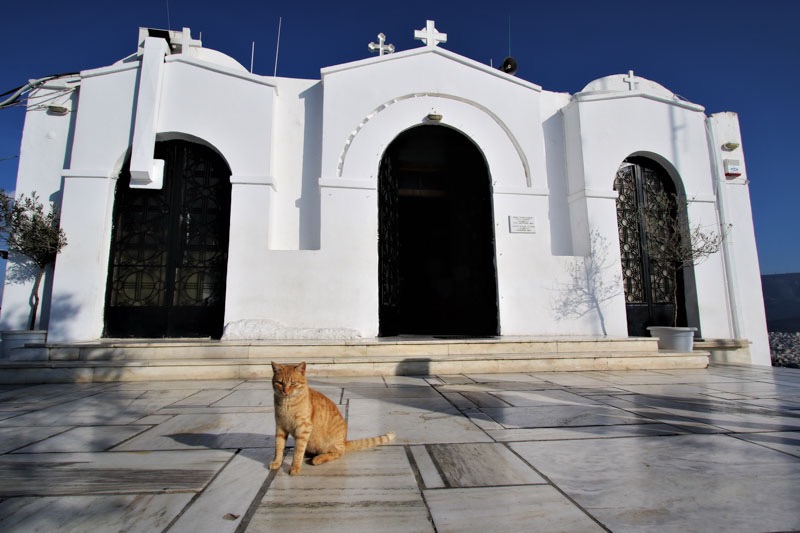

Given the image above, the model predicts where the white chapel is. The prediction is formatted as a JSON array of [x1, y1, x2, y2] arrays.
[[1, 22, 770, 365]]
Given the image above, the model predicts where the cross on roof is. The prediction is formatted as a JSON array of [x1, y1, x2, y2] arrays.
[[414, 20, 447, 47], [623, 70, 638, 91], [368, 33, 395, 56]]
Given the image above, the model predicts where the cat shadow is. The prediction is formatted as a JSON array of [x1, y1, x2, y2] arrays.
[[168, 432, 273, 450], [167, 432, 327, 469]]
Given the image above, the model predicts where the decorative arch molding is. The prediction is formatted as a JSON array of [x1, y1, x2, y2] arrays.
[[336, 93, 531, 188], [625, 150, 687, 198]]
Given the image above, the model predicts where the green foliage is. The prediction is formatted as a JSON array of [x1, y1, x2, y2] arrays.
[[641, 189, 726, 326], [642, 190, 724, 271], [0, 190, 67, 329], [0, 192, 67, 268]]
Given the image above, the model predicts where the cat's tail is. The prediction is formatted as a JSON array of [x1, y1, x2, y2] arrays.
[[345, 431, 396, 452]]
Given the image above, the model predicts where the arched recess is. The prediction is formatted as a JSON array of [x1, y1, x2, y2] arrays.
[[335, 95, 530, 191], [613, 155, 700, 337], [104, 138, 232, 338], [378, 125, 498, 337]]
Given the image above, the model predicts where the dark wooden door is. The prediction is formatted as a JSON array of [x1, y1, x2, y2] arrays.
[[614, 159, 682, 336], [105, 140, 231, 338]]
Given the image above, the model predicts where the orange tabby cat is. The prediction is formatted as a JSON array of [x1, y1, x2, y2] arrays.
[[269, 361, 396, 475]]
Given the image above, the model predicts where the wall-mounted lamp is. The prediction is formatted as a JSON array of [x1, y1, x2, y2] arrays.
[[426, 112, 443, 122], [722, 142, 740, 151], [46, 105, 69, 116]]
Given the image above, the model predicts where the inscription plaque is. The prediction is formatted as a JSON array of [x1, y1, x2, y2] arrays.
[[509, 216, 536, 233]]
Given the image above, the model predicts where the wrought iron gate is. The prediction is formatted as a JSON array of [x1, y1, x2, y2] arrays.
[[614, 159, 682, 336], [105, 140, 231, 338]]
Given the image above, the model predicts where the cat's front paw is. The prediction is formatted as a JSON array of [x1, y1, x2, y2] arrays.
[[289, 465, 302, 476], [268, 460, 282, 470]]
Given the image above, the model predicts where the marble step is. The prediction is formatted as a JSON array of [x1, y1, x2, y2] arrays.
[[32, 337, 661, 362], [0, 349, 709, 383]]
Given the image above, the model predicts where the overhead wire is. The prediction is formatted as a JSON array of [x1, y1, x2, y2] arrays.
[[0, 73, 79, 110]]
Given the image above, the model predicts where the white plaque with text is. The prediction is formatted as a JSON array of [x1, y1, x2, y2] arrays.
[[509, 216, 536, 233]]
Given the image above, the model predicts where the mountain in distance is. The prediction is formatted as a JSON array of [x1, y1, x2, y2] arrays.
[[761, 273, 800, 332]]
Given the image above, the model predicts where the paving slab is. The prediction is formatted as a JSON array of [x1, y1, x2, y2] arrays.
[[479, 403, 649, 428], [511, 434, 800, 533], [424, 485, 605, 533], [426, 442, 545, 486], [0, 450, 232, 496], [0, 494, 194, 532], [0, 364, 797, 532], [346, 397, 492, 444], [14, 425, 148, 453], [249, 446, 433, 532], [169, 447, 272, 533], [0, 426, 72, 453], [114, 412, 273, 451]]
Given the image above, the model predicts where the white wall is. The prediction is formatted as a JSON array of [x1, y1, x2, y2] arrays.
[[1, 81, 79, 332], [3, 34, 769, 358], [707, 112, 770, 364]]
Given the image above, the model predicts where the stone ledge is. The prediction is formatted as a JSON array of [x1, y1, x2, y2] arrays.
[[0, 351, 709, 383]]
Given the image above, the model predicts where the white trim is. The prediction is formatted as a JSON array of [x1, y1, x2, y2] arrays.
[[568, 189, 619, 203], [573, 90, 705, 112], [230, 175, 276, 187], [81, 62, 140, 79], [62, 169, 116, 179], [492, 186, 549, 196], [322, 46, 541, 92], [337, 93, 531, 185], [688, 194, 717, 203], [167, 56, 278, 90], [319, 178, 376, 190]]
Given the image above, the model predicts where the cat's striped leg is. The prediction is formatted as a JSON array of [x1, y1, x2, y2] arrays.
[[269, 428, 288, 470], [311, 443, 345, 465], [290, 423, 313, 475]]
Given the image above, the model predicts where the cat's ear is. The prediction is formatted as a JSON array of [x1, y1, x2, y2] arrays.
[[297, 362, 307, 374], [271, 361, 280, 373]]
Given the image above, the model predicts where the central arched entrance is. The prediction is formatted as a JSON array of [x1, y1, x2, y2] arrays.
[[378, 126, 498, 336]]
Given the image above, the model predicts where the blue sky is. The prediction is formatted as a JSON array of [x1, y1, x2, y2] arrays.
[[0, 0, 798, 274]]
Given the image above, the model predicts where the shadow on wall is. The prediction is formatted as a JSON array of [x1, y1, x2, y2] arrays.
[[551, 229, 621, 336], [2, 257, 47, 330], [542, 110, 574, 256], [297, 82, 323, 251], [40, 293, 82, 339], [395, 358, 432, 376]]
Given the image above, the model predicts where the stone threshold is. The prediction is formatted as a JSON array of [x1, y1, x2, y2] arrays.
[[0, 353, 709, 385]]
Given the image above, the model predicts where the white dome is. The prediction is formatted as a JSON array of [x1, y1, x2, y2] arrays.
[[186, 47, 248, 73], [581, 73, 674, 98]]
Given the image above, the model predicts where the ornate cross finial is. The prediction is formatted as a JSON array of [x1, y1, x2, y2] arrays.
[[623, 70, 638, 91], [414, 20, 447, 47], [368, 33, 395, 56], [171, 27, 202, 52]]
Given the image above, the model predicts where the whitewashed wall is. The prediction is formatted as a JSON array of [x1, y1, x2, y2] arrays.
[[0, 32, 770, 364], [0, 80, 79, 332]]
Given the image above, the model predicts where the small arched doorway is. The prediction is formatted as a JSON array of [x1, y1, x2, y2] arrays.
[[104, 139, 232, 338], [614, 157, 697, 337], [378, 126, 498, 337]]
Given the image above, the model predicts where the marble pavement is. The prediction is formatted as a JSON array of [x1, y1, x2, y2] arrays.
[[0, 364, 798, 532]]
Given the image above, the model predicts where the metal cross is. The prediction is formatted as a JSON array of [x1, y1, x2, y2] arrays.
[[414, 20, 447, 47], [368, 33, 395, 56], [623, 70, 638, 91]]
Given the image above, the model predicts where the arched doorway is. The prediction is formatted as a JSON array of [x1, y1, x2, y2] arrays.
[[614, 157, 695, 336], [378, 126, 498, 336], [104, 139, 232, 338]]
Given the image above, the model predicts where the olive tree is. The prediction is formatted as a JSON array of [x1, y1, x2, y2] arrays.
[[0, 191, 67, 330]]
